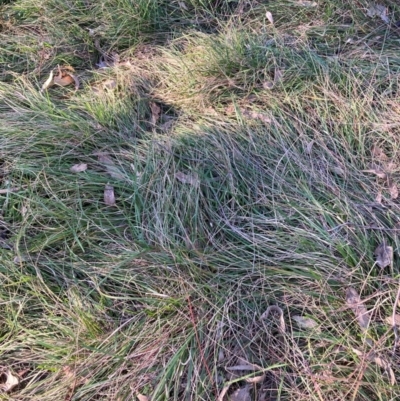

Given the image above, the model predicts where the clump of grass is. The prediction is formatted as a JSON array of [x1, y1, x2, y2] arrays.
[[2, 0, 400, 400]]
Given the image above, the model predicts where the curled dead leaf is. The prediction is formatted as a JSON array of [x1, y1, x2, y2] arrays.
[[54, 74, 75, 87], [374, 243, 393, 268], [345, 287, 370, 331], [260, 305, 286, 332], [40, 70, 54, 92], [104, 184, 116, 206], [0, 369, 20, 393], [70, 163, 87, 173]]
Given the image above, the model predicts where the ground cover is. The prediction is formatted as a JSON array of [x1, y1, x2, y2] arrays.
[[1, 1, 400, 400]]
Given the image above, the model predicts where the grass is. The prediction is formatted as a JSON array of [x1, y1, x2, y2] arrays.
[[1, 0, 400, 400]]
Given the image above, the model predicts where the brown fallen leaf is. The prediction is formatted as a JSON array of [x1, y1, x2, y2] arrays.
[[0, 369, 20, 392], [175, 171, 200, 187], [389, 182, 399, 200], [385, 314, 400, 326], [70, 163, 87, 173], [292, 315, 319, 330], [260, 305, 286, 332], [104, 184, 116, 206], [150, 102, 161, 125], [371, 145, 388, 162], [345, 287, 370, 331], [352, 348, 395, 385], [54, 73, 75, 87], [374, 243, 393, 268]]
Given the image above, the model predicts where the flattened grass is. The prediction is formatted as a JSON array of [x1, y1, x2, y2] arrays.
[[1, 0, 400, 400]]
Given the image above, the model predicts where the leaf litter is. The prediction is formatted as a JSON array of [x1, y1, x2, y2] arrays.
[[70, 163, 87, 173], [104, 184, 116, 206], [345, 287, 396, 385], [292, 315, 319, 330], [175, 171, 200, 187], [0, 369, 20, 392], [374, 243, 393, 268], [345, 287, 370, 331], [40, 65, 79, 92]]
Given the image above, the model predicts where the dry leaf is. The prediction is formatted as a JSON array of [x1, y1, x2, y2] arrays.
[[265, 11, 274, 24], [230, 385, 251, 401], [40, 70, 54, 92], [345, 287, 370, 331], [330, 166, 345, 176], [262, 81, 274, 90], [389, 182, 399, 200], [374, 243, 393, 268], [54, 74, 75, 87], [367, 4, 389, 24], [136, 394, 150, 401], [70, 163, 87, 173], [0, 370, 20, 392], [385, 314, 400, 326], [175, 171, 200, 187], [104, 184, 116, 206], [375, 190, 382, 204], [260, 305, 286, 332], [352, 348, 396, 385], [150, 102, 161, 125], [292, 315, 319, 330], [70, 73, 80, 91], [371, 145, 388, 161], [297, 1, 317, 6]]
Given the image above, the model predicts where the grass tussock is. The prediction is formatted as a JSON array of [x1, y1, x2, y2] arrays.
[[1, 0, 400, 400]]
